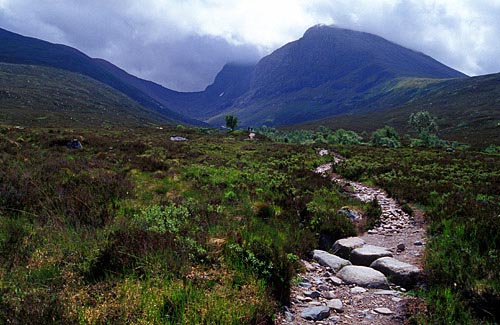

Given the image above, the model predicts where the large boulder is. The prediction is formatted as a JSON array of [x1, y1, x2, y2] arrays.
[[336, 265, 389, 289], [350, 245, 393, 266], [370, 257, 420, 287], [300, 306, 330, 321], [332, 237, 365, 259], [313, 250, 351, 272]]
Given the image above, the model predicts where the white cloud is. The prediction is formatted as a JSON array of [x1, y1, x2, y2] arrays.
[[1, 0, 499, 90]]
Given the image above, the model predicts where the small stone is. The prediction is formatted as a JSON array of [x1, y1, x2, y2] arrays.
[[304, 291, 321, 298], [368, 229, 378, 234], [284, 311, 294, 322], [303, 260, 316, 272], [299, 282, 312, 289], [330, 315, 341, 323], [327, 299, 344, 313], [300, 306, 331, 321], [318, 285, 330, 291], [414, 241, 424, 246], [329, 276, 343, 286], [397, 243, 405, 251], [322, 291, 336, 299], [392, 297, 402, 302], [350, 287, 367, 294], [374, 290, 399, 296], [297, 296, 312, 302], [374, 307, 393, 315]]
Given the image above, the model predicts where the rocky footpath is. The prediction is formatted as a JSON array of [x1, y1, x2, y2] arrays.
[[276, 156, 426, 324]]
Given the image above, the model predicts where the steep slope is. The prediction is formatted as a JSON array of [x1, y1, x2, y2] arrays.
[[295, 73, 500, 147], [205, 25, 467, 127], [250, 25, 465, 98], [0, 63, 174, 127], [0, 28, 200, 125]]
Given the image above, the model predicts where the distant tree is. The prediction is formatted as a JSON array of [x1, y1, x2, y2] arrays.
[[327, 129, 362, 145], [409, 111, 442, 147], [371, 126, 401, 148], [409, 111, 438, 135], [225, 114, 238, 131]]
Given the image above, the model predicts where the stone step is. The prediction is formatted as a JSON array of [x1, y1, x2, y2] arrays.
[[350, 245, 393, 266], [370, 257, 420, 288]]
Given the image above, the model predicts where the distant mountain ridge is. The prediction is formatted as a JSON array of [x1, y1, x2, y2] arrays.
[[0, 27, 203, 126], [3, 24, 497, 143]]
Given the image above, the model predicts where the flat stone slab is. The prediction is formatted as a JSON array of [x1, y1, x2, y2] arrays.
[[332, 237, 365, 259], [370, 257, 420, 287], [313, 250, 351, 272], [350, 245, 393, 266], [327, 299, 344, 312], [374, 307, 394, 315], [336, 265, 389, 289], [300, 306, 330, 321]]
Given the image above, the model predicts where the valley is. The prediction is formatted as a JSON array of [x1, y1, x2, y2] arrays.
[[0, 23, 499, 324]]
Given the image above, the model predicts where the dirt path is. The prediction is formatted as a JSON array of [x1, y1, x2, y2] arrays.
[[276, 159, 426, 324]]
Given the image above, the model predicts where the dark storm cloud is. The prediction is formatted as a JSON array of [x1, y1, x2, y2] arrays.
[[1, 0, 499, 91]]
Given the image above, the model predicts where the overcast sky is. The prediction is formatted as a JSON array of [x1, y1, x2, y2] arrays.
[[1, 0, 499, 91]]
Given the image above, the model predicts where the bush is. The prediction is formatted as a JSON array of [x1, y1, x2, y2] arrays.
[[371, 126, 401, 148]]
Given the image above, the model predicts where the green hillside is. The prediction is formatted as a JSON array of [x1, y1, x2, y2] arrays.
[[0, 63, 175, 128], [294, 73, 500, 147]]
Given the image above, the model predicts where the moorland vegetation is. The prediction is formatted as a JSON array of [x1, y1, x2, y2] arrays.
[[0, 120, 498, 324]]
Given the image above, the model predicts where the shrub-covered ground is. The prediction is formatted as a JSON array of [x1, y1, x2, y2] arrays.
[[0, 126, 371, 324], [331, 145, 500, 324]]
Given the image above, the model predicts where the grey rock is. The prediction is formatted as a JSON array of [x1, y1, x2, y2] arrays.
[[332, 237, 366, 259], [350, 245, 393, 266], [337, 266, 389, 289], [170, 135, 188, 142], [370, 257, 420, 287], [330, 315, 341, 323], [313, 250, 351, 272], [300, 306, 331, 321], [397, 243, 406, 251], [374, 307, 393, 315], [338, 207, 363, 221], [66, 139, 83, 150], [327, 299, 344, 312], [350, 286, 367, 294], [414, 241, 424, 246]]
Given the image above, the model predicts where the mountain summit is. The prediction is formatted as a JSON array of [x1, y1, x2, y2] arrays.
[[174, 25, 468, 126], [249, 25, 466, 98]]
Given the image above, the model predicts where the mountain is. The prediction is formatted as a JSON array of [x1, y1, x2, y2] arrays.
[[0, 62, 175, 127], [200, 25, 467, 126], [0, 27, 202, 125]]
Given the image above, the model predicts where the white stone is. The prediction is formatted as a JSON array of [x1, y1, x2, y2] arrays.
[[336, 266, 389, 289]]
